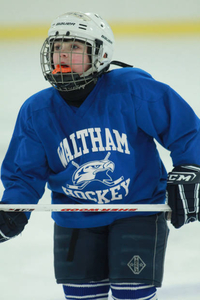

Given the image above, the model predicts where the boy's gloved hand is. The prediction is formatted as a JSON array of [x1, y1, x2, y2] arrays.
[[0, 209, 28, 243], [167, 165, 200, 228]]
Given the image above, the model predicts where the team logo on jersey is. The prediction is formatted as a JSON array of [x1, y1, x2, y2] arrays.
[[67, 152, 124, 190]]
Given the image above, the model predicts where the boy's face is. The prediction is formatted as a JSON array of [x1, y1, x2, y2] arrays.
[[52, 40, 91, 74]]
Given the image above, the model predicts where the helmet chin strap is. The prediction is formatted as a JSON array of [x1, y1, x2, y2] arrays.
[[48, 60, 133, 92], [110, 61, 133, 68], [47, 72, 95, 91]]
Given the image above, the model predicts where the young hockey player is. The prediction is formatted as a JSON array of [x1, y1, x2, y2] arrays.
[[1, 12, 200, 300]]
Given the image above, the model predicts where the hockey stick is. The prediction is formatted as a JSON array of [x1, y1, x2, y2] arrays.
[[0, 204, 171, 213]]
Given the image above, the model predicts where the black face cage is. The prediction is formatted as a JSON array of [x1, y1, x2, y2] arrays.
[[40, 35, 103, 92]]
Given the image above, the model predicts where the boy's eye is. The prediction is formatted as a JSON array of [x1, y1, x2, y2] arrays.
[[53, 43, 83, 52], [54, 45, 61, 51], [71, 44, 79, 50]]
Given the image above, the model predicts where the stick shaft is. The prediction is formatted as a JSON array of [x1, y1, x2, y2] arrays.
[[0, 204, 171, 212]]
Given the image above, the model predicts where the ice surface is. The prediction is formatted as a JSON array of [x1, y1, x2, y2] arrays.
[[0, 36, 200, 299]]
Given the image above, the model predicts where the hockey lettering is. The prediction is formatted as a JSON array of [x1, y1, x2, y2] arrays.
[[57, 127, 130, 168], [62, 178, 130, 204]]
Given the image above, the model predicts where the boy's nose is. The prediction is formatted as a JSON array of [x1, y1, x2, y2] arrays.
[[60, 52, 69, 58]]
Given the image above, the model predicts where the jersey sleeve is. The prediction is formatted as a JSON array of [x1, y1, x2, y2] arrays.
[[1, 105, 50, 216], [134, 81, 200, 167]]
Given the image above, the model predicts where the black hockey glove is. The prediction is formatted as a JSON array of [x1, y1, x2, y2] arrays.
[[0, 210, 28, 243], [167, 165, 200, 228]]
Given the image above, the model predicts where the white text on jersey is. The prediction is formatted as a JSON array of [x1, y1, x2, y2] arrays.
[[57, 127, 130, 168]]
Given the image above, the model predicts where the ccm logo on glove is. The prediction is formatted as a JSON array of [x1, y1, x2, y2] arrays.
[[168, 172, 197, 182]]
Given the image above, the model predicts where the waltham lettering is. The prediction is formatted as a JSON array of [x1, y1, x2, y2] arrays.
[[57, 127, 130, 168]]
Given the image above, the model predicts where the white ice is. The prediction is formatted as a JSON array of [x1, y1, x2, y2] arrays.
[[0, 36, 200, 300]]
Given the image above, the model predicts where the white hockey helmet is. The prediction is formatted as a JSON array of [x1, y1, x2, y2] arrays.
[[40, 12, 115, 91]]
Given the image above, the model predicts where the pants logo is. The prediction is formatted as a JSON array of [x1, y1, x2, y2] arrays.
[[127, 255, 146, 274]]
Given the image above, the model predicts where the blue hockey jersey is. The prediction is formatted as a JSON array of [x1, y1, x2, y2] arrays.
[[1, 68, 200, 228]]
